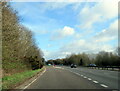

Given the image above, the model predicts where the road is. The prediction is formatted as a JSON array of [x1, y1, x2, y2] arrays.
[[64, 66, 119, 89], [26, 66, 119, 90]]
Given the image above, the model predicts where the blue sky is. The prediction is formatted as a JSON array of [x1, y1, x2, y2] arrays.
[[10, 1, 118, 60]]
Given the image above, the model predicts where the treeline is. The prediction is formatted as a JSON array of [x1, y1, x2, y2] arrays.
[[47, 50, 120, 67], [95, 51, 120, 67], [2, 3, 44, 76]]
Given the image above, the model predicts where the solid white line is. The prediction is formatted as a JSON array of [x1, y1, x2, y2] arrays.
[[93, 80, 98, 83], [23, 78, 37, 89], [88, 78, 92, 80], [100, 84, 108, 88], [23, 68, 46, 90]]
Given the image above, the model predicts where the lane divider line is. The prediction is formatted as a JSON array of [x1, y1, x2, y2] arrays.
[[100, 84, 108, 88], [83, 76, 87, 78], [88, 78, 92, 80], [64, 67, 109, 88], [23, 68, 46, 90], [75, 73, 80, 75], [93, 80, 99, 83]]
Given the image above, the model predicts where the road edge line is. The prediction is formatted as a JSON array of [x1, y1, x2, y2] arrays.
[[22, 67, 46, 90]]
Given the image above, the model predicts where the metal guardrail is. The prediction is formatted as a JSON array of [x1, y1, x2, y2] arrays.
[[86, 66, 120, 71]]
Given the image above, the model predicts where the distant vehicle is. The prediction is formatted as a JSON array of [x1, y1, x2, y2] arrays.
[[88, 64, 97, 67], [71, 64, 77, 68], [48, 64, 51, 66]]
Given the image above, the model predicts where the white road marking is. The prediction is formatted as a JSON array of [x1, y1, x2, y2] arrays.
[[100, 84, 108, 88], [54, 67, 64, 69], [23, 78, 37, 89], [93, 80, 98, 83], [23, 68, 46, 90], [69, 70, 73, 73], [83, 76, 87, 78], [54, 67, 62, 68], [88, 78, 92, 80], [75, 73, 80, 75], [64, 68, 109, 89]]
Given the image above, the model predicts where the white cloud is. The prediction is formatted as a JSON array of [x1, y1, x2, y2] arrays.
[[61, 26, 75, 36], [95, 37, 115, 42], [34, 2, 77, 13], [60, 39, 114, 54], [42, 50, 51, 60], [11, 1, 118, 60], [44, 38, 114, 60], [60, 39, 85, 51], [43, 50, 72, 60], [43, 20, 118, 60], [51, 26, 75, 40], [41, 2, 71, 10], [78, 1, 118, 29], [60, 39, 88, 53], [47, 19, 118, 60], [94, 20, 118, 42], [75, 33, 82, 38], [94, 1, 118, 19]]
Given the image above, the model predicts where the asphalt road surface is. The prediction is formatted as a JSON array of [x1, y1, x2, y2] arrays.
[[63, 66, 119, 89], [26, 66, 119, 90]]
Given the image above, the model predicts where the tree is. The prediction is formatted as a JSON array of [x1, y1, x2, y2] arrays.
[[2, 2, 44, 76]]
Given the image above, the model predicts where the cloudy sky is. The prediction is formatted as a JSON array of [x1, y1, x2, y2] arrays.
[[10, 1, 118, 60]]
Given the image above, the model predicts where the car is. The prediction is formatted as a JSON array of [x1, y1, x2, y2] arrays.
[[88, 64, 97, 67], [48, 63, 51, 66], [71, 64, 77, 68]]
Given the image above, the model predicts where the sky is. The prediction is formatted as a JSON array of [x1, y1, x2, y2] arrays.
[[10, 1, 118, 60]]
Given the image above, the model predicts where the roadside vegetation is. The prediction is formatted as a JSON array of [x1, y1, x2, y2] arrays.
[[2, 68, 44, 89], [1, 2, 45, 89], [47, 48, 120, 68]]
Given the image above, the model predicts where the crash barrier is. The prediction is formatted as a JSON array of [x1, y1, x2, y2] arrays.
[[86, 66, 120, 71]]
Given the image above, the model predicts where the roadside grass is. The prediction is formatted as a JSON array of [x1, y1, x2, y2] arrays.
[[2, 68, 44, 89]]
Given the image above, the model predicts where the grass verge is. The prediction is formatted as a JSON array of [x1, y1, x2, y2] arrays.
[[2, 67, 44, 89]]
